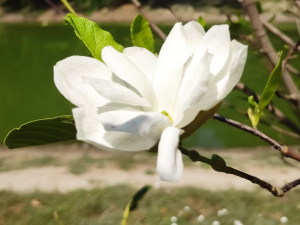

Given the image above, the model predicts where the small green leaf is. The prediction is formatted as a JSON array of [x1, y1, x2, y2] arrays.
[[247, 107, 260, 128], [64, 14, 124, 61], [4, 116, 77, 149], [122, 185, 151, 225], [268, 14, 276, 23], [53, 211, 65, 225], [255, 1, 263, 14], [258, 51, 283, 111], [248, 96, 261, 128], [198, 16, 207, 29], [211, 154, 227, 172], [131, 15, 154, 53]]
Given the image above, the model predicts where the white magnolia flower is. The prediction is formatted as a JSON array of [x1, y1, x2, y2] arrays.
[[54, 21, 247, 182]]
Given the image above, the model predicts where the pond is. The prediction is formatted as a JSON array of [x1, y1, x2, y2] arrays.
[[0, 22, 299, 148]]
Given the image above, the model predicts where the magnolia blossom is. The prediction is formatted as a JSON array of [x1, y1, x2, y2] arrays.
[[54, 21, 247, 182]]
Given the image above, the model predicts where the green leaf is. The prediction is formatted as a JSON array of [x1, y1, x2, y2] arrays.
[[258, 51, 283, 111], [268, 14, 276, 23], [255, 1, 263, 14], [211, 154, 227, 172], [4, 116, 77, 149], [130, 15, 154, 53], [248, 96, 261, 128], [122, 185, 151, 225], [64, 14, 124, 61], [198, 16, 207, 29]]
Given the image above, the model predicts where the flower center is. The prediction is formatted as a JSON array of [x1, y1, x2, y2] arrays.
[[161, 110, 173, 124]]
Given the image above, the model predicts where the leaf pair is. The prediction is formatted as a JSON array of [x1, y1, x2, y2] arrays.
[[247, 51, 283, 128]]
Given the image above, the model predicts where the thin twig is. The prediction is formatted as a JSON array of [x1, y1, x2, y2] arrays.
[[179, 146, 300, 197], [44, 0, 64, 14], [261, 19, 300, 53], [286, 8, 300, 20], [212, 114, 300, 162], [295, 0, 300, 10], [131, 0, 167, 40]]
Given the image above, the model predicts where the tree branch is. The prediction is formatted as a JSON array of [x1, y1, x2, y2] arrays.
[[130, 0, 167, 41], [212, 114, 300, 162], [242, 0, 300, 111], [179, 146, 300, 197]]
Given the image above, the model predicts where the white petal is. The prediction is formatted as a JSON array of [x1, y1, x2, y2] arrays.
[[123, 47, 157, 84], [102, 46, 157, 110], [84, 77, 151, 109], [73, 107, 170, 151], [173, 51, 212, 127], [54, 56, 116, 107], [157, 127, 183, 182], [183, 21, 205, 56], [179, 25, 231, 97], [152, 23, 190, 113], [199, 40, 248, 110], [96, 110, 170, 135]]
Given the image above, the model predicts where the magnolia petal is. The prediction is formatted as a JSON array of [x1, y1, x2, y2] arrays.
[[152, 23, 190, 113], [102, 46, 157, 110], [84, 77, 151, 109], [157, 127, 183, 182], [183, 21, 205, 56], [54, 56, 116, 107], [180, 25, 230, 96], [123, 47, 157, 84], [173, 51, 212, 127], [199, 40, 248, 111], [96, 110, 170, 135], [73, 107, 170, 151]]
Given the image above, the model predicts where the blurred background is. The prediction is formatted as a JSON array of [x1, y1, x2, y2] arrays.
[[0, 0, 300, 224]]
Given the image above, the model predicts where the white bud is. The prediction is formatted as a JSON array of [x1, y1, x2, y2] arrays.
[[170, 216, 177, 223], [280, 216, 288, 223], [184, 206, 191, 212], [234, 220, 243, 225], [222, 208, 228, 215], [217, 210, 224, 217], [212, 221, 221, 225], [197, 214, 205, 222], [171, 223, 178, 225]]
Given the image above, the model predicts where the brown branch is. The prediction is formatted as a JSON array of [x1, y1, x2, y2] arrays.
[[286, 8, 300, 20], [212, 114, 300, 162], [235, 82, 300, 134], [242, 0, 300, 111], [44, 0, 64, 14], [261, 19, 300, 53], [295, 0, 300, 10], [131, 0, 167, 41], [179, 146, 300, 197]]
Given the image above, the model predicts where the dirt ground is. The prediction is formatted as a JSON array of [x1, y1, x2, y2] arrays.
[[0, 142, 299, 193]]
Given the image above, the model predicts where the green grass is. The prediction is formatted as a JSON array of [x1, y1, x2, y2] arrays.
[[0, 185, 299, 225], [0, 156, 60, 172], [68, 156, 98, 175]]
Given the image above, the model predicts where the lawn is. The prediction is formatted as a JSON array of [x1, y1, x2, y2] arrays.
[[0, 185, 299, 225]]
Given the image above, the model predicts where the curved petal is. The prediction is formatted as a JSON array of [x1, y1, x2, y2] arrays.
[[157, 127, 183, 182], [102, 46, 157, 110], [199, 40, 248, 111], [54, 56, 115, 107], [179, 25, 231, 97], [173, 51, 212, 127], [84, 77, 151, 109], [123, 47, 157, 84], [183, 21, 205, 56], [96, 110, 170, 135], [72, 107, 170, 152], [152, 23, 190, 113]]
